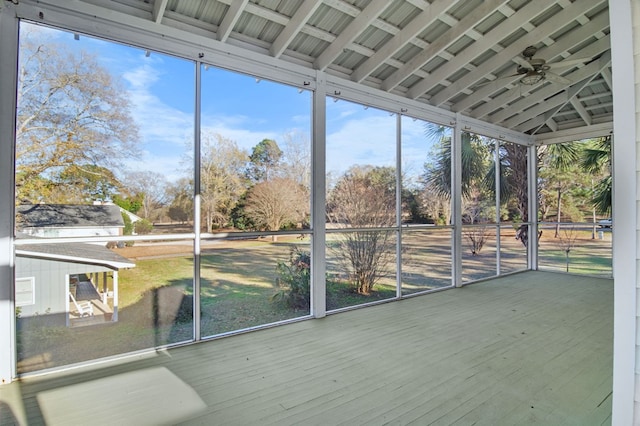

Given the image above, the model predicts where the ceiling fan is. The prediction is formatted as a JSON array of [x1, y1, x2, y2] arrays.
[[511, 45, 588, 86]]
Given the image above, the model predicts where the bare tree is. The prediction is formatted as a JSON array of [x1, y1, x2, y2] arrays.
[[280, 131, 311, 191], [200, 133, 248, 231], [166, 178, 193, 224], [328, 166, 396, 295], [244, 178, 308, 236], [16, 27, 139, 202], [418, 186, 451, 225], [555, 226, 579, 272], [122, 171, 168, 220]]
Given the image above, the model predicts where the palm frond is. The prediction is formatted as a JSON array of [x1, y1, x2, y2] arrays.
[[581, 137, 611, 174], [592, 175, 612, 215]]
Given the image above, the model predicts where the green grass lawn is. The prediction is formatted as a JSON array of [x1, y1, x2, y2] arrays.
[[538, 228, 612, 276], [17, 239, 404, 372], [16, 231, 612, 373]]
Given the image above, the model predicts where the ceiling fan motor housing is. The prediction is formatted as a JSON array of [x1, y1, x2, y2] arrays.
[[517, 58, 550, 75], [528, 58, 549, 70], [522, 45, 538, 58]]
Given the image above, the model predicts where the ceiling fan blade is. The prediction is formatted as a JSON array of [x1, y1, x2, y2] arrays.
[[546, 57, 591, 69], [475, 73, 521, 87], [512, 56, 534, 70], [544, 72, 571, 85]]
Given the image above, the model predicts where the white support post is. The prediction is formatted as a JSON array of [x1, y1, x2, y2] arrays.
[[609, 0, 637, 423], [396, 113, 403, 298], [0, 3, 18, 385], [193, 63, 202, 340], [527, 144, 538, 270], [495, 139, 501, 276], [311, 71, 327, 318], [452, 114, 463, 287], [102, 272, 107, 304], [112, 272, 119, 322]]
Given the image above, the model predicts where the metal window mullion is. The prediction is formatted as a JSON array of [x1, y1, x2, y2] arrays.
[[396, 113, 402, 298], [0, 4, 19, 384], [311, 70, 326, 318], [495, 139, 501, 276], [193, 62, 202, 341], [452, 114, 463, 287]]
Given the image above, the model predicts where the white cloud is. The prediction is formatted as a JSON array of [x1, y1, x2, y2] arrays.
[[201, 116, 279, 151], [326, 114, 397, 175], [124, 150, 191, 183], [122, 63, 194, 152], [123, 64, 159, 89]]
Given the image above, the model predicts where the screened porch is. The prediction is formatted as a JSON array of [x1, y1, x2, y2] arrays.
[[0, 271, 612, 425]]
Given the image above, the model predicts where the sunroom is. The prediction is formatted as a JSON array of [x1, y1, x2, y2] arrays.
[[0, 0, 635, 424]]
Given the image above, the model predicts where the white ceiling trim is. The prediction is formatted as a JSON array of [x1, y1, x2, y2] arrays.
[[570, 98, 592, 126], [152, 0, 168, 24], [12, 0, 611, 141], [533, 122, 612, 144], [217, 0, 248, 42], [526, 52, 611, 134], [270, 0, 321, 58], [14, 0, 318, 89], [427, 0, 599, 106], [404, 0, 557, 100], [351, 0, 451, 83], [456, 12, 610, 115], [495, 50, 611, 128], [482, 38, 610, 127], [382, 0, 511, 92], [314, 0, 391, 71]]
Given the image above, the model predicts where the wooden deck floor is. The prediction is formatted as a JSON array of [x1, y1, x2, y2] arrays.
[[0, 271, 613, 425]]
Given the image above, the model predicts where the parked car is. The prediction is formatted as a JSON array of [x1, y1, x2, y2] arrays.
[[598, 218, 612, 228]]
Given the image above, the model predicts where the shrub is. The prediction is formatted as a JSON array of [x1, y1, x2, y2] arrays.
[[121, 211, 133, 235], [463, 226, 489, 255], [134, 218, 153, 235], [121, 212, 135, 246], [272, 246, 310, 310]]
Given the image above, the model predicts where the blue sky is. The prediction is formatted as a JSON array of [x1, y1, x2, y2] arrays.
[[23, 22, 441, 185]]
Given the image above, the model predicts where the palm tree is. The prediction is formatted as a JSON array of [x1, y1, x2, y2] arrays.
[[484, 141, 528, 221], [581, 136, 612, 215], [538, 143, 580, 237], [423, 124, 490, 199], [423, 125, 492, 226]]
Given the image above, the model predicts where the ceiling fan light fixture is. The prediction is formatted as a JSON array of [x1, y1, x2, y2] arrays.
[[520, 71, 544, 85]]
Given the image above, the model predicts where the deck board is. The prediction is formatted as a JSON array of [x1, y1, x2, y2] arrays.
[[0, 271, 612, 425]]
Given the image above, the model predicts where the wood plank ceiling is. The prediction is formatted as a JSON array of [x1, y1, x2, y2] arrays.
[[79, 0, 612, 139]]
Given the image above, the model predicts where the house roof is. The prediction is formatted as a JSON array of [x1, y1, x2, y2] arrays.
[[16, 242, 135, 270], [17, 0, 612, 143], [17, 204, 125, 229]]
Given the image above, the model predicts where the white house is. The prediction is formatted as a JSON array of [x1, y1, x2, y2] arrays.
[[15, 242, 134, 327], [17, 204, 125, 239]]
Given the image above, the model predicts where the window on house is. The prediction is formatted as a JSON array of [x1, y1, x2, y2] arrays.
[[15, 277, 35, 307]]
